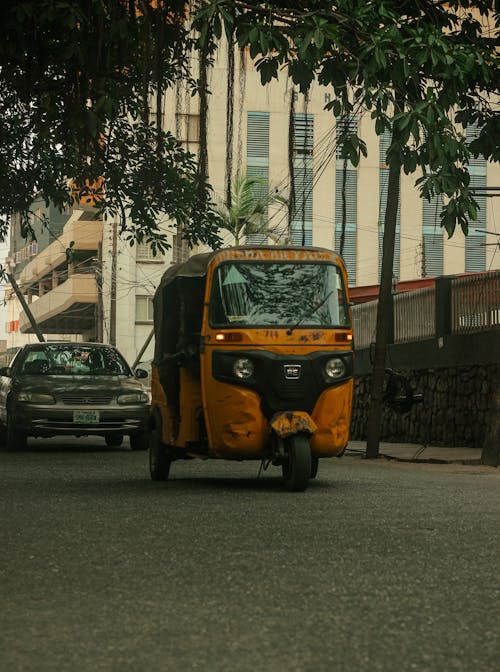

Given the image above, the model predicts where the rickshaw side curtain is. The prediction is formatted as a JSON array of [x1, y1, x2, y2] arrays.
[[153, 251, 216, 365]]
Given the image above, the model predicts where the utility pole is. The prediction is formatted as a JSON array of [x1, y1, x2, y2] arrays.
[[109, 218, 117, 346], [96, 242, 104, 342]]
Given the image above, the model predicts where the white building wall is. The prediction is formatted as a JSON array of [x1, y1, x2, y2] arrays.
[[100, 216, 174, 368]]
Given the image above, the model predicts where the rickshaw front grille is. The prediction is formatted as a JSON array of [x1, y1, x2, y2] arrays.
[[211, 349, 353, 416], [274, 380, 304, 399]]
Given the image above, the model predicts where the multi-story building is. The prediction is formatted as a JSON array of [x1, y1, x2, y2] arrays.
[[177, 45, 499, 285], [3, 199, 90, 356], [3, 203, 173, 368]]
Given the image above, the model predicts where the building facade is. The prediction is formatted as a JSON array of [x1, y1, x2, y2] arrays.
[[171, 44, 499, 285]]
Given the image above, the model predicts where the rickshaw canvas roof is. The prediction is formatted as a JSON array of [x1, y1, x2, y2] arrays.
[[154, 251, 217, 296], [155, 245, 342, 297]]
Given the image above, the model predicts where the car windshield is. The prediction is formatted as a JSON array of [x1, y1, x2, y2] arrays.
[[18, 345, 131, 376], [209, 262, 350, 328]]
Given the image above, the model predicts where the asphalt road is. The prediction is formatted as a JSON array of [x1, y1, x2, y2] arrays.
[[1, 438, 499, 672]]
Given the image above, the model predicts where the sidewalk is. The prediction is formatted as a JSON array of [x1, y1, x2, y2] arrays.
[[346, 441, 482, 465]]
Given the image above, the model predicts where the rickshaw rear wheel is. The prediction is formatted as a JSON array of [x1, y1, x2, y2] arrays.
[[310, 456, 319, 479], [282, 434, 311, 492], [149, 428, 171, 481]]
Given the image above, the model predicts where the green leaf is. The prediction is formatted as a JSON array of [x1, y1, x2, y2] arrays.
[[299, 31, 314, 59], [314, 28, 324, 50], [213, 15, 222, 40]]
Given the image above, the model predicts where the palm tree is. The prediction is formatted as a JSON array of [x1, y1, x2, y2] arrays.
[[217, 173, 267, 245]]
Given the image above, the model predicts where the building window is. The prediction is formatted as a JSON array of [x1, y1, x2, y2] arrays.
[[136, 242, 160, 262], [246, 111, 270, 244], [422, 194, 444, 277], [176, 113, 200, 145], [465, 123, 487, 272], [135, 295, 154, 322], [379, 130, 400, 281], [335, 115, 358, 284], [290, 113, 314, 246]]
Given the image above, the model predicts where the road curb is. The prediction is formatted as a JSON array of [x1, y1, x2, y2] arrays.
[[344, 447, 483, 466]]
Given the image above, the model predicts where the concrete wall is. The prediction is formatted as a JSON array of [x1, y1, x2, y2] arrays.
[[351, 331, 499, 447]]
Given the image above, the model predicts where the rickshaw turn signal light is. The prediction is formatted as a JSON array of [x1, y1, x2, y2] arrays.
[[215, 332, 243, 342], [335, 332, 353, 343]]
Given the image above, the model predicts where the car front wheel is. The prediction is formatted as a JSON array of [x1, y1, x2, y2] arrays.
[[105, 434, 123, 447], [6, 415, 27, 451]]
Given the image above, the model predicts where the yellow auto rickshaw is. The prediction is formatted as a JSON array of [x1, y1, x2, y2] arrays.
[[148, 246, 353, 491]]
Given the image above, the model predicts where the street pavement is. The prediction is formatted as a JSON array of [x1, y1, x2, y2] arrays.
[[1, 439, 499, 672], [347, 440, 482, 465]]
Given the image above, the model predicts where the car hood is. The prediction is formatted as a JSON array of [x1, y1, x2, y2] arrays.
[[12, 374, 147, 396]]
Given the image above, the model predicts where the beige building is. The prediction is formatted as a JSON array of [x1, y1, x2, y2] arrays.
[[3, 209, 173, 368], [172, 45, 499, 287]]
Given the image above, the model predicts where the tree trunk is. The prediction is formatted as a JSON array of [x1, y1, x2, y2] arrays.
[[365, 138, 400, 459], [481, 364, 500, 466]]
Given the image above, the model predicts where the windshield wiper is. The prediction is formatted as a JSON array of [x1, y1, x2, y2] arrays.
[[286, 289, 335, 335]]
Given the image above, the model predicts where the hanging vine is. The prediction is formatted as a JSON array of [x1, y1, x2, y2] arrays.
[[339, 154, 348, 255], [154, 2, 165, 156], [300, 91, 310, 246], [197, 37, 210, 208], [225, 31, 235, 209], [236, 47, 247, 174], [287, 88, 296, 241]]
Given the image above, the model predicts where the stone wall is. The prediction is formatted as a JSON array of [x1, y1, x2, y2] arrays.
[[350, 365, 493, 447]]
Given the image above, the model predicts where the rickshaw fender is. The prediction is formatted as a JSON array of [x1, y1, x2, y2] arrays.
[[270, 411, 317, 439]]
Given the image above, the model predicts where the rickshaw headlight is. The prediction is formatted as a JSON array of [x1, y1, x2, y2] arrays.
[[233, 357, 254, 380], [324, 357, 346, 379]]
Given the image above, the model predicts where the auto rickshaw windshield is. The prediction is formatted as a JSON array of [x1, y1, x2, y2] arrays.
[[209, 261, 350, 328]]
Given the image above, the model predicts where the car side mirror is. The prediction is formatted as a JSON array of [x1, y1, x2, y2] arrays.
[[0, 366, 11, 377], [134, 368, 148, 379]]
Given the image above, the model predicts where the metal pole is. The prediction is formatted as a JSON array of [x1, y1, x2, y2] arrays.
[[131, 327, 154, 370], [7, 273, 45, 342], [109, 218, 117, 346]]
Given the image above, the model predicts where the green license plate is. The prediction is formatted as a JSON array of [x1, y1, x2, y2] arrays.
[[73, 410, 100, 424]]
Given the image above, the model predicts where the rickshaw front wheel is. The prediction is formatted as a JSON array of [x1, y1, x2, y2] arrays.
[[149, 428, 171, 481], [310, 456, 319, 479], [282, 434, 311, 492]]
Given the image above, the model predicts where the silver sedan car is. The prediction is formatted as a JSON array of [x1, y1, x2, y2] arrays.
[[0, 342, 150, 451]]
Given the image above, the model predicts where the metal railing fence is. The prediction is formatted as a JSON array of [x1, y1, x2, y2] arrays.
[[352, 270, 500, 349]]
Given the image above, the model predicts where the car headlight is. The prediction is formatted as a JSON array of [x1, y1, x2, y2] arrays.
[[324, 357, 346, 380], [117, 391, 150, 404], [17, 392, 56, 404], [233, 357, 254, 380]]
